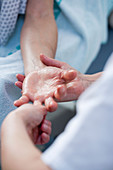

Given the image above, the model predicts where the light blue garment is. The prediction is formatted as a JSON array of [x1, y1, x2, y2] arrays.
[[0, 0, 27, 45], [0, 15, 24, 57], [55, 0, 113, 73]]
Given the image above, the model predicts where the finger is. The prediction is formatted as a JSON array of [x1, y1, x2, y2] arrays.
[[36, 133, 50, 145], [41, 133, 50, 144], [45, 97, 58, 112], [33, 95, 45, 106], [61, 70, 77, 82], [15, 81, 23, 89], [34, 102, 47, 118], [34, 100, 42, 106], [43, 119, 51, 126], [54, 85, 67, 101], [55, 82, 81, 101], [40, 54, 63, 68], [16, 74, 25, 82], [32, 127, 39, 144], [41, 121, 52, 135], [14, 95, 29, 107]]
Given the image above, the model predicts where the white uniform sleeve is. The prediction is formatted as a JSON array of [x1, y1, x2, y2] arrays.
[[41, 53, 113, 170]]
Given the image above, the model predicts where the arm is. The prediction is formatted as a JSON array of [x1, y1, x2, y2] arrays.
[[21, 0, 57, 75], [15, 54, 102, 105], [1, 104, 51, 170], [14, 0, 61, 110]]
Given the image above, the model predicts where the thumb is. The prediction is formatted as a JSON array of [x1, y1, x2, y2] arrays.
[[61, 70, 77, 82], [40, 54, 63, 68], [34, 100, 47, 117]]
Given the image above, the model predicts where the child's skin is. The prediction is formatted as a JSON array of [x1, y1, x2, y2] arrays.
[[1, 103, 52, 170]]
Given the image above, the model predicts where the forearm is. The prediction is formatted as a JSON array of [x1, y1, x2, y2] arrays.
[[21, 0, 57, 75], [1, 113, 49, 170]]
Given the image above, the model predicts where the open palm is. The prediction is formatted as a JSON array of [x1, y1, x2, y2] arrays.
[[14, 65, 76, 111]]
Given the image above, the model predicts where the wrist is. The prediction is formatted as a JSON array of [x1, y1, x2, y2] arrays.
[[24, 58, 46, 76], [1, 110, 24, 137]]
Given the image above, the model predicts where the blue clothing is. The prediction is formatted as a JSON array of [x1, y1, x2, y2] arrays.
[[54, 0, 113, 72], [0, 15, 24, 57], [0, 0, 27, 45], [0, 1, 61, 57]]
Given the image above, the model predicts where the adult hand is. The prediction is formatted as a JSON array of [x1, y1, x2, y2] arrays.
[[14, 62, 76, 112], [12, 103, 51, 145], [40, 55, 102, 102]]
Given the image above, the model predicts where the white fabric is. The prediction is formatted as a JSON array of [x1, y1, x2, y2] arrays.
[[41, 53, 113, 170]]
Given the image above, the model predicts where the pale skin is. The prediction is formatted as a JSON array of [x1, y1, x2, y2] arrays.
[[4, 99, 52, 145], [14, 66, 76, 111], [40, 55, 102, 101], [21, 0, 57, 75], [1, 103, 51, 170], [14, 0, 60, 111], [15, 55, 102, 103]]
